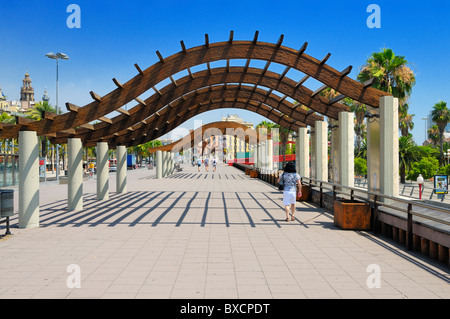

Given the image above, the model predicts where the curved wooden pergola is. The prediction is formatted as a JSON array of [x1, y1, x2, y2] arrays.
[[146, 121, 262, 153], [1, 32, 391, 147]]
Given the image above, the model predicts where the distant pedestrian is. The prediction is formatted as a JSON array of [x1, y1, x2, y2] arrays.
[[197, 157, 202, 172], [212, 158, 217, 172], [204, 157, 209, 172], [278, 162, 301, 221]]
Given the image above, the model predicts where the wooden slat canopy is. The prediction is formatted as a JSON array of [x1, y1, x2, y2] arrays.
[[0, 32, 391, 146], [146, 121, 261, 153]]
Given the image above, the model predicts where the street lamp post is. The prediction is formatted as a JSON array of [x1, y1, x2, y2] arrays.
[[46, 52, 69, 180], [417, 174, 424, 200]]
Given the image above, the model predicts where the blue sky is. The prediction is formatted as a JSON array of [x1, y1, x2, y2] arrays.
[[1, 0, 449, 142]]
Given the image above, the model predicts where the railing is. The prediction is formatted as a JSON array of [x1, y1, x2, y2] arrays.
[[300, 177, 450, 251], [354, 177, 447, 202]]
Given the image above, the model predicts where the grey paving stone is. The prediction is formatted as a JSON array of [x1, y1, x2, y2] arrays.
[[0, 163, 449, 299]]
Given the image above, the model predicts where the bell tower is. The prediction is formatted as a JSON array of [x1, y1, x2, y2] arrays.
[[20, 72, 35, 109]]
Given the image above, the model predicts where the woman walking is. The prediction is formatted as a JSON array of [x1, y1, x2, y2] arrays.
[[278, 162, 301, 221]]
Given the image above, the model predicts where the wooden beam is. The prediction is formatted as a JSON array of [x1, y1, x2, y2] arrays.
[[134, 63, 144, 75], [252, 31, 259, 44], [295, 74, 310, 88], [79, 123, 95, 130], [66, 103, 79, 112], [152, 86, 162, 96], [98, 117, 112, 124], [112, 78, 123, 89], [43, 111, 57, 120], [228, 30, 234, 44], [134, 97, 147, 106], [328, 94, 346, 105], [89, 91, 102, 102], [279, 66, 291, 80], [311, 84, 328, 98], [205, 34, 209, 47], [276, 34, 284, 48], [364, 78, 375, 87], [156, 50, 164, 63], [169, 76, 178, 87], [298, 42, 308, 55], [340, 66, 353, 77], [180, 40, 187, 53], [319, 53, 332, 65], [117, 108, 130, 116]]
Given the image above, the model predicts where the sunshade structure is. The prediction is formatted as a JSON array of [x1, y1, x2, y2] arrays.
[[0, 31, 389, 145], [6, 32, 400, 230]]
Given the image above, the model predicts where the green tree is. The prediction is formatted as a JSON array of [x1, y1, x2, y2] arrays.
[[399, 134, 420, 183], [427, 125, 440, 147], [357, 48, 415, 100], [354, 157, 367, 176], [430, 100, 450, 165], [406, 157, 440, 181], [398, 102, 415, 137]]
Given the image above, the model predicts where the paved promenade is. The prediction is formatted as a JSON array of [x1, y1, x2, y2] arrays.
[[0, 163, 449, 299]]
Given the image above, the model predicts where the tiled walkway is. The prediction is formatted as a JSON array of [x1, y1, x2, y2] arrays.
[[0, 164, 449, 299]]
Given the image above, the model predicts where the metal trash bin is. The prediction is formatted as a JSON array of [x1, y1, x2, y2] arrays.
[[0, 189, 14, 217]]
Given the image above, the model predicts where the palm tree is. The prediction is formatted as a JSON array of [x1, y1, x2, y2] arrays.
[[431, 100, 450, 165], [398, 102, 415, 137], [427, 125, 440, 147], [26, 101, 57, 166], [357, 48, 415, 100], [399, 134, 420, 183], [342, 98, 367, 155]]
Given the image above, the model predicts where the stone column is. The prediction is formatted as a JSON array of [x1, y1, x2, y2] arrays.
[[310, 127, 316, 180], [116, 145, 127, 193], [96, 142, 109, 200], [339, 112, 355, 189], [330, 118, 340, 183], [170, 152, 174, 174], [367, 106, 381, 198], [380, 96, 399, 201], [297, 127, 310, 178], [253, 143, 258, 168], [18, 130, 39, 228], [68, 138, 83, 211], [315, 121, 328, 182], [156, 150, 162, 179], [267, 139, 273, 171]]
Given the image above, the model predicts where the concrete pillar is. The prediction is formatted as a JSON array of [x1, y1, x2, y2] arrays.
[[330, 118, 340, 183], [380, 96, 399, 200], [163, 151, 168, 177], [156, 150, 162, 179], [261, 142, 266, 170], [367, 106, 381, 197], [18, 130, 39, 229], [170, 152, 174, 174], [315, 121, 328, 182], [253, 143, 258, 168], [310, 127, 316, 179], [267, 139, 273, 171], [116, 145, 127, 193], [68, 138, 83, 211], [96, 142, 109, 200], [297, 127, 309, 178], [339, 112, 355, 189]]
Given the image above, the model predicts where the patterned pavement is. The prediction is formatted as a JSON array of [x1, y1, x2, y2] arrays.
[[0, 163, 449, 299]]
